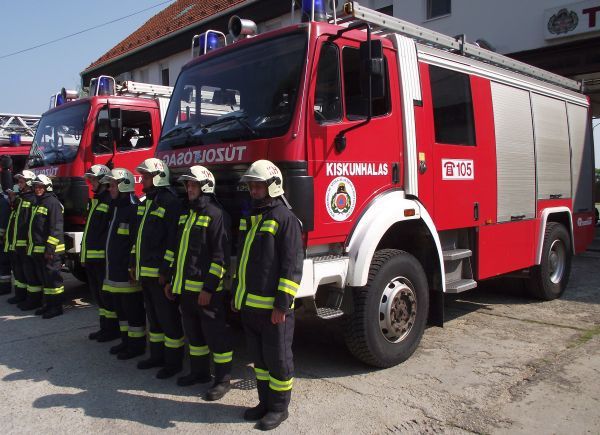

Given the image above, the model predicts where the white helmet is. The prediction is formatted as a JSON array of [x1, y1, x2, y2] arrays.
[[84, 164, 111, 180], [15, 170, 36, 187], [136, 158, 170, 187], [32, 174, 53, 192], [240, 160, 284, 198], [102, 168, 135, 193], [178, 165, 216, 194]]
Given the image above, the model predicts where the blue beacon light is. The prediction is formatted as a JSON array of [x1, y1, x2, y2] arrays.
[[302, 0, 327, 22]]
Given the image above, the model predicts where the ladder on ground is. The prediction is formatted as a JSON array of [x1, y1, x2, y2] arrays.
[[339, 1, 580, 92], [0, 113, 40, 144]]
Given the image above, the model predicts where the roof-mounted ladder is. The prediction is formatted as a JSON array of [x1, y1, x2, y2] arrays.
[[117, 81, 174, 99], [340, 1, 581, 92]]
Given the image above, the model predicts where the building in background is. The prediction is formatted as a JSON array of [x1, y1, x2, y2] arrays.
[[80, 0, 392, 88]]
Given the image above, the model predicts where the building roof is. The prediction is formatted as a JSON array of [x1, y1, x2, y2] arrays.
[[84, 0, 246, 72]]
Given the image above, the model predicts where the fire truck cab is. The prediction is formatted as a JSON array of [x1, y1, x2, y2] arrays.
[[156, 2, 596, 367], [27, 77, 172, 280]]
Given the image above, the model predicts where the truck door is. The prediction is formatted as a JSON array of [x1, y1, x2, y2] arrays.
[[307, 35, 402, 243], [418, 64, 491, 231]]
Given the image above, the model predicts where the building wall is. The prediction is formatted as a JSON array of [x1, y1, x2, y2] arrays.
[[392, 0, 600, 54]]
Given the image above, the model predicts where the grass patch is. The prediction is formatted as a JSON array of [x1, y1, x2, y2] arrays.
[[568, 325, 600, 348]]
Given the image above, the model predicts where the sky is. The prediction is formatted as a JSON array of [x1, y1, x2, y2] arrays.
[[0, 1, 598, 168], [0, 0, 173, 115]]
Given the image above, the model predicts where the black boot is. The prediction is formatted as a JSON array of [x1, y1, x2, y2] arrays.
[[35, 305, 49, 316], [137, 340, 164, 369], [110, 332, 128, 355], [156, 344, 183, 379], [205, 381, 231, 401], [177, 355, 211, 386], [18, 296, 42, 311], [42, 305, 63, 319], [89, 330, 103, 340], [156, 365, 182, 379], [258, 410, 289, 431], [244, 380, 269, 421], [7, 286, 27, 304], [96, 330, 120, 342], [118, 335, 146, 360]]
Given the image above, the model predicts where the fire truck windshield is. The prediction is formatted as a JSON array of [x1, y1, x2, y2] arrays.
[[158, 31, 307, 150], [28, 103, 90, 168]]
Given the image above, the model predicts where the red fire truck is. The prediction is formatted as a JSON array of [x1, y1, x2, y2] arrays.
[[27, 77, 172, 280], [0, 113, 40, 174], [156, 2, 596, 367]]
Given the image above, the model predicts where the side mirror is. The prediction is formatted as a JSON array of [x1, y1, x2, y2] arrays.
[[359, 39, 386, 100]]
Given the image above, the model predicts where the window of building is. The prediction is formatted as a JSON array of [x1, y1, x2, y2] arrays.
[[427, 0, 451, 19], [429, 65, 476, 145], [161, 68, 170, 86], [342, 47, 390, 119], [314, 43, 342, 123]]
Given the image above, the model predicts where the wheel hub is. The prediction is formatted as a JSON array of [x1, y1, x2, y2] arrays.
[[379, 277, 417, 343], [548, 239, 566, 284]]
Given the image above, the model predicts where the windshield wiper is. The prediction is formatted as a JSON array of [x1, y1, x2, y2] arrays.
[[161, 124, 197, 140], [201, 115, 259, 137]]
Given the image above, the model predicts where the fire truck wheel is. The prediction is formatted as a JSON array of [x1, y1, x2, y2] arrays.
[[345, 249, 429, 368], [526, 222, 571, 301]]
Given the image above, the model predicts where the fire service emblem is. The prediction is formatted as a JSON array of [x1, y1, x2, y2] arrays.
[[547, 8, 578, 35], [326, 177, 356, 221]]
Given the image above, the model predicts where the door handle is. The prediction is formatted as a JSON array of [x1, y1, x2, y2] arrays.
[[419, 159, 427, 174]]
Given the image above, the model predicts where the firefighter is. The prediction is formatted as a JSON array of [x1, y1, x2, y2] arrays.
[[82, 164, 119, 341], [101, 168, 146, 359], [165, 165, 233, 400], [0, 187, 11, 295], [133, 158, 184, 379], [13, 171, 43, 309], [4, 185, 20, 300], [233, 160, 303, 431], [27, 174, 65, 319]]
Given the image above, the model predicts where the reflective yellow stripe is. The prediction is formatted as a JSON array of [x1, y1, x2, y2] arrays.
[[189, 345, 209, 356], [172, 211, 196, 294], [165, 336, 185, 349], [119, 322, 128, 332], [137, 205, 145, 216], [32, 245, 45, 254], [254, 367, 269, 381], [128, 327, 145, 338], [135, 199, 152, 279], [96, 203, 109, 213], [81, 199, 99, 260], [55, 244, 65, 253], [14, 280, 26, 289], [239, 218, 247, 231], [178, 215, 187, 225], [27, 206, 38, 255], [140, 266, 159, 278], [213, 351, 233, 364], [149, 332, 165, 343], [164, 249, 175, 262], [150, 207, 165, 218], [21, 201, 31, 208], [235, 215, 262, 310], [27, 285, 42, 293], [184, 280, 204, 293], [245, 293, 275, 310], [104, 310, 117, 319], [259, 219, 279, 236], [36, 206, 48, 215], [277, 278, 299, 297], [117, 223, 129, 235], [47, 236, 59, 246], [269, 376, 293, 392], [208, 263, 225, 279], [195, 215, 211, 227], [44, 286, 64, 295], [102, 283, 141, 293], [86, 250, 105, 259], [99, 308, 107, 318], [15, 240, 27, 247]]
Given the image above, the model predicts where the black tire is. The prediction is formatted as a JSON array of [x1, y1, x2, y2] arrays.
[[70, 260, 88, 283], [526, 222, 571, 301], [344, 249, 429, 368]]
